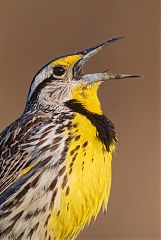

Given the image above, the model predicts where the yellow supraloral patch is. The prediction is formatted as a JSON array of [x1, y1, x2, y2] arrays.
[[51, 54, 82, 68]]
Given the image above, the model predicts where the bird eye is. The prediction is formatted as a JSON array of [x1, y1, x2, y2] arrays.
[[52, 66, 66, 77]]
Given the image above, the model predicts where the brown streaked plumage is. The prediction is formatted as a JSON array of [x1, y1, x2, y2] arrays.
[[0, 37, 138, 240]]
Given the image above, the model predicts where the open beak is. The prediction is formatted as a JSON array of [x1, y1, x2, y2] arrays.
[[74, 36, 140, 83]]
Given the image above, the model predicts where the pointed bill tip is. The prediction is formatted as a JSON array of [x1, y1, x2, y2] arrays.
[[103, 36, 126, 46], [83, 73, 141, 83], [94, 36, 127, 50], [76, 36, 126, 57], [113, 73, 141, 79]]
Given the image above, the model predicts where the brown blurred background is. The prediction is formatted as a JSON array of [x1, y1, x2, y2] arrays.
[[0, 0, 160, 239]]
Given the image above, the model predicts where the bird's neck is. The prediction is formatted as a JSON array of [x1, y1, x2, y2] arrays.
[[70, 83, 102, 115], [25, 83, 102, 115]]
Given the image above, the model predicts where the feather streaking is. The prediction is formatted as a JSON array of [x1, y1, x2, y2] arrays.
[[0, 37, 135, 239]]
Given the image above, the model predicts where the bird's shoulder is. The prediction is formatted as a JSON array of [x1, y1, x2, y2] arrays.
[[0, 111, 53, 162], [0, 109, 72, 195]]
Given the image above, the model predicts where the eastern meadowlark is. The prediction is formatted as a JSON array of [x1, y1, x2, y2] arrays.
[[0, 37, 137, 240]]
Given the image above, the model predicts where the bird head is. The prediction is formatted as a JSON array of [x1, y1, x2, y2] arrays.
[[26, 37, 138, 113]]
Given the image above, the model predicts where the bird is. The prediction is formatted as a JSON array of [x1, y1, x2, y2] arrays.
[[0, 37, 137, 240]]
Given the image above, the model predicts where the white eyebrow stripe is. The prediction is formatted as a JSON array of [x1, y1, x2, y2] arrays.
[[27, 65, 53, 101]]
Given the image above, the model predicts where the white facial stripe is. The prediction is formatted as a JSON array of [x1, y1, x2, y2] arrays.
[[28, 65, 53, 102]]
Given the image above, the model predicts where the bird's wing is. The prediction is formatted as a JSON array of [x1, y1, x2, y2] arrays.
[[0, 111, 66, 198]]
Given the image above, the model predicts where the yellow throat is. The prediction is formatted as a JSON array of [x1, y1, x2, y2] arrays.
[[71, 82, 102, 114], [47, 83, 116, 239]]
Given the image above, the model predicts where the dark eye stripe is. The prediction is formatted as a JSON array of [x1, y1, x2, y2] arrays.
[[25, 76, 55, 111]]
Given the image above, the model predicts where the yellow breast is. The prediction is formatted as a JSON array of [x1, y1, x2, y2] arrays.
[[47, 112, 115, 240]]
